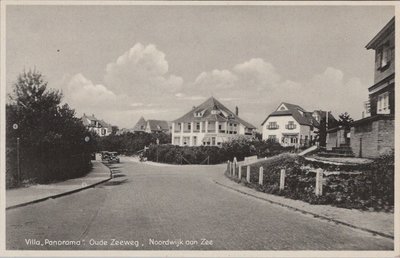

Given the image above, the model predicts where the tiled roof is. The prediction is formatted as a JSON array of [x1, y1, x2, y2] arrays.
[[173, 97, 256, 129], [81, 113, 112, 129], [261, 102, 319, 126], [133, 116, 147, 131], [147, 120, 170, 131]]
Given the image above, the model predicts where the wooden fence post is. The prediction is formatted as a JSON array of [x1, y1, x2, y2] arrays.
[[233, 160, 237, 176], [279, 168, 286, 190], [227, 161, 231, 174], [246, 166, 251, 183], [259, 167, 263, 185], [315, 168, 323, 196], [238, 166, 242, 179]]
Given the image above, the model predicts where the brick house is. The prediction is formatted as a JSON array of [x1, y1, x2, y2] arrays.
[[171, 97, 256, 146], [350, 17, 395, 158]]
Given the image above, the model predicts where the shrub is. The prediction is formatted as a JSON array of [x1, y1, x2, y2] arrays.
[[227, 153, 394, 211]]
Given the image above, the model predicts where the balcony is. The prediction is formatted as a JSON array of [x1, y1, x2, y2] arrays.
[[285, 124, 297, 130], [267, 124, 279, 130]]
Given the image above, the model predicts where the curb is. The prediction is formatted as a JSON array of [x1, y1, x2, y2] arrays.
[[214, 180, 394, 240], [6, 164, 113, 211]]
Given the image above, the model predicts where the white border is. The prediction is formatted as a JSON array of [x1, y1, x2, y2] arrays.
[[0, 1, 398, 258]]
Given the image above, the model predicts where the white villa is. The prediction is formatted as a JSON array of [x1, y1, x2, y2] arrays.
[[171, 97, 256, 146], [81, 113, 112, 137], [261, 103, 320, 148]]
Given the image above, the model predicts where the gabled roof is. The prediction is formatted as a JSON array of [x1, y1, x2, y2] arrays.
[[261, 102, 319, 126], [173, 97, 256, 129], [99, 119, 112, 130], [133, 116, 147, 131], [147, 120, 170, 131], [366, 17, 395, 50], [81, 113, 113, 129]]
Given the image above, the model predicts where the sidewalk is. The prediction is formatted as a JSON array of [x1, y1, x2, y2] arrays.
[[6, 161, 111, 210], [214, 175, 394, 239]]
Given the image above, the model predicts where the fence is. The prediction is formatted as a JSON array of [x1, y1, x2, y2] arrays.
[[227, 157, 324, 196], [225, 153, 394, 211]]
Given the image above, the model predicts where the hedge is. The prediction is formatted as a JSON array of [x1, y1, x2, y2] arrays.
[[228, 153, 394, 211], [144, 136, 294, 164]]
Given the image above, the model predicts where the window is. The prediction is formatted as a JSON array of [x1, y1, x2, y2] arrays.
[[211, 137, 216, 146], [183, 137, 190, 146], [377, 92, 390, 114], [193, 136, 197, 146], [234, 124, 237, 127], [267, 122, 279, 130], [286, 121, 296, 130], [174, 137, 180, 145], [188, 123, 191, 130], [268, 135, 277, 142], [196, 122, 200, 130], [219, 125, 222, 130], [377, 43, 391, 70]]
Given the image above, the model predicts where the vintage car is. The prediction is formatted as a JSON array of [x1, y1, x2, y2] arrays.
[[101, 151, 120, 163]]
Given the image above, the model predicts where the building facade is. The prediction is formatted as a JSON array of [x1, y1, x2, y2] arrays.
[[81, 113, 112, 137], [171, 97, 256, 146], [350, 17, 395, 158], [261, 103, 321, 148]]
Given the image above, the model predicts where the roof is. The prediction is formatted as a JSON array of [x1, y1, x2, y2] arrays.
[[312, 110, 339, 129], [133, 116, 147, 131], [173, 97, 256, 129], [261, 102, 319, 126], [99, 120, 112, 130], [81, 113, 112, 129], [366, 17, 395, 50], [147, 120, 170, 131]]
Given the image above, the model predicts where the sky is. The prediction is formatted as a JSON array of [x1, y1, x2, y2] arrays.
[[5, 4, 394, 129]]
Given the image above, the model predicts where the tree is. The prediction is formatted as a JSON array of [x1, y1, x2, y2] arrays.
[[6, 69, 95, 187], [338, 112, 354, 128]]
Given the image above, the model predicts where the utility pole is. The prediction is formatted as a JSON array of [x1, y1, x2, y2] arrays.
[[16, 137, 21, 183], [156, 138, 159, 162], [326, 110, 329, 146]]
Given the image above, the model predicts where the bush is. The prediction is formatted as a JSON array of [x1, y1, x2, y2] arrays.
[[96, 131, 171, 155], [143, 137, 293, 165], [226, 153, 394, 211], [145, 145, 223, 164]]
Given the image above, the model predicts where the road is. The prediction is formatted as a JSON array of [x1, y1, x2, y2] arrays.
[[6, 157, 393, 250]]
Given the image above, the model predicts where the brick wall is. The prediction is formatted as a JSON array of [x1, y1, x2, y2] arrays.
[[350, 117, 394, 158]]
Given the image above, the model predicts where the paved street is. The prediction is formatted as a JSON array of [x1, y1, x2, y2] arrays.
[[6, 157, 393, 250]]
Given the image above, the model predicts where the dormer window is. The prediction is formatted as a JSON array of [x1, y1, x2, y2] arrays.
[[194, 110, 205, 117], [298, 109, 304, 116], [211, 109, 220, 115]]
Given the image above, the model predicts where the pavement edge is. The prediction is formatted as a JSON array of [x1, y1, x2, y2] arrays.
[[214, 180, 394, 240], [6, 162, 112, 210]]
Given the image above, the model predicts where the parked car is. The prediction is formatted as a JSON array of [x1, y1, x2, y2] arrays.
[[108, 152, 120, 163]]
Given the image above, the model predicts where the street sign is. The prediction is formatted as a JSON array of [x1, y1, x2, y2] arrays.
[[84, 136, 90, 142], [13, 124, 18, 130]]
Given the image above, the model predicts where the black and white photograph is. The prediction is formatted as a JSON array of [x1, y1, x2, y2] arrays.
[[0, 1, 398, 256]]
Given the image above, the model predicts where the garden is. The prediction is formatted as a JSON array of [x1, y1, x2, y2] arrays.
[[226, 153, 394, 211]]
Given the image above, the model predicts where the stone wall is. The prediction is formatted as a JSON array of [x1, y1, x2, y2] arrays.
[[350, 117, 394, 158]]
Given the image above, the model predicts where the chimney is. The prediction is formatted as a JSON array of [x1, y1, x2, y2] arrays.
[[235, 106, 239, 116]]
